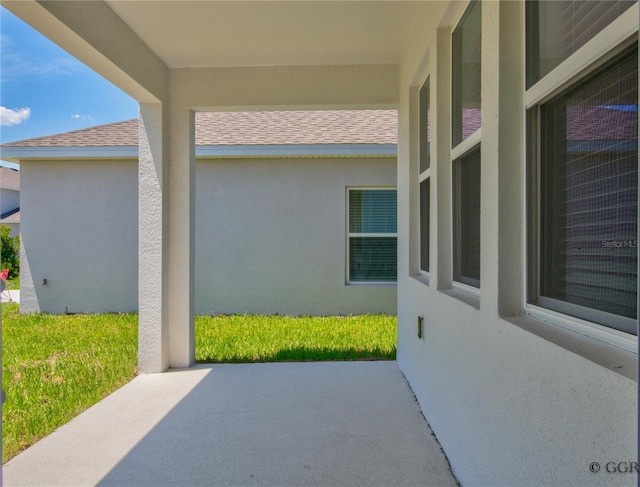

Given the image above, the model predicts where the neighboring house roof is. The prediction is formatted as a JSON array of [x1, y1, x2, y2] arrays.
[[1, 208, 20, 223], [3, 120, 138, 148], [1, 110, 397, 160], [0, 167, 20, 190]]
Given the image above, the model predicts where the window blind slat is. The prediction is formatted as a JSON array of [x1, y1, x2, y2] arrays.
[[349, 190, 397, 233], [349, 237, 397, 282], [540, 46, 638, 321]]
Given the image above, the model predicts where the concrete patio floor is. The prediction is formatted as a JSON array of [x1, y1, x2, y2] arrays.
[[3, 361, 458, 487]]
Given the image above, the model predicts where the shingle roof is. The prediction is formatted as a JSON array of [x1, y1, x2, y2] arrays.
[[3, 120, 138, 148], [0, 167, 20, 190], [3, 110, 397, 148]]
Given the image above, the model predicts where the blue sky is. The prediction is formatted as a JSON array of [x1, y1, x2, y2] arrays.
[[0, 6, 138, 165]]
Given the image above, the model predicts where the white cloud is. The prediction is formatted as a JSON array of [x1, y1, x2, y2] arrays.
[[71, 114, 94, 121], [0, 106, 31, 126]]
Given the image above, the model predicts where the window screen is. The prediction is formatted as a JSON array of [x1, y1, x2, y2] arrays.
[[453, 147, 481, 287], [452, 0, 482, 147], [420, 179, 430, 272], [537, 46, 638, 332], [526, 0, 636, 88], [348, 189, 397, 282], [420, 77, 431, 173]]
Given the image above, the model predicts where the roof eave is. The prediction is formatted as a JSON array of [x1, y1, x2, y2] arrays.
[[1, 144, 398, 161], [0, 146, 138, 161]]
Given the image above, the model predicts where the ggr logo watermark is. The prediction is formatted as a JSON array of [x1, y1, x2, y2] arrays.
[[590, 461, 639, 474]]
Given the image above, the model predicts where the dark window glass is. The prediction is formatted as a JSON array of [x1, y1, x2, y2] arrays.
[[452, 0, 481, 147], [453, 147, 481, 287], [526, 0, 636, 88], [420, 77, 431, 172], [420, 179, 430, 272], [349, 237, 397, 282], [538, 46, 637, 332]]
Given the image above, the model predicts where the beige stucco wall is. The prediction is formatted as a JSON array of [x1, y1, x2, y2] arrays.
[[19, 156, 396, 316], [396, 1, 637, 486], [20, 160, 139, 314], [195, 157, 396, 316], [1, 188, 19, 216]]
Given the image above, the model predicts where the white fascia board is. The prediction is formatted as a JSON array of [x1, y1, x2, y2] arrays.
[[0, 146, 138, 161], [196, 144, 397, 158], [0, 143, 397, 161]]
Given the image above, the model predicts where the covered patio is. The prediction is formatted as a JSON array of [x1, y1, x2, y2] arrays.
[[2, 1, 637, 486], [3, 362, 457, 486], [1, 0, 410, 373]]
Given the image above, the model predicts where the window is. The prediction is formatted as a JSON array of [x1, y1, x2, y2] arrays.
[[452, 1, 482, 289], [452, 0, 481, 147], [420, 180, 430, 273], [348, 188, 397, 283], [453, 147, 481, 288], [526, 0, 636, 88], [419, 76, 431, 272], [527, 1, 638, 334]]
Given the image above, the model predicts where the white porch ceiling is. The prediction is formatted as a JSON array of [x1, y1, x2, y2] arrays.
[[105, 1, 426, 68]]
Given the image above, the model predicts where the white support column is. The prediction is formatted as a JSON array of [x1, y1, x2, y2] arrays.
[[167, 106, 195, 368], [480, 0, 525, 318], [138, 103, 169, 373], [480, 0, 500, 312], [496, 0, 525, 317], [436, 26, 453, 291]]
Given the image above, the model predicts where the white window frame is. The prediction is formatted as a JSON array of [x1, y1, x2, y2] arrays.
[[524, 2, 639, 352], [346, 186, 398, 285]]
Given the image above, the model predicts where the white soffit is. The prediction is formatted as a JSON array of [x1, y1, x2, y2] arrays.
[[105, 1, 426, 68]]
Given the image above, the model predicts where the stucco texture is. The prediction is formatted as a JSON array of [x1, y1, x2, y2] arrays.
[[20, 160, 139, 314], [195, 157, 396, 316], [20, 156, 396, 316], [395, 2, 637, 486]]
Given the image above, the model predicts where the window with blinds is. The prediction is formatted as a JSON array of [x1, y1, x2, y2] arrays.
[[348, 189, 397, 283], [453, 147, 481, 288], [452, 0, 481, 147], [526, 0, 636, 88], [534, 46, 638, 333]]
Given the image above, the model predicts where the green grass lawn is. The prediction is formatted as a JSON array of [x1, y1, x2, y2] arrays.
[[2, 304, 396, 462], [196, 314, 396, 362], [5, 276, 19, 290], [1, 303, 138, 462]]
